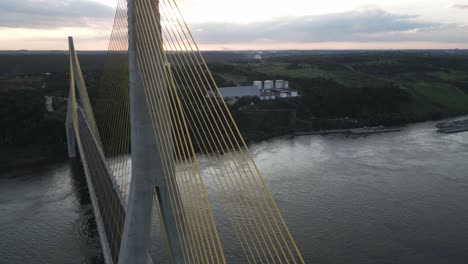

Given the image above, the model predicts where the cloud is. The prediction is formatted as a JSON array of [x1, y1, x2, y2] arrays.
[[190, 8, 468, 44], [451, 3, 468, 9], [1, 3, 467, 50], [0, 0, 114, 29]]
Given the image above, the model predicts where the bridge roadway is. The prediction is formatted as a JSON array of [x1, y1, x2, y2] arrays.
[[77, 108, 126, 264]]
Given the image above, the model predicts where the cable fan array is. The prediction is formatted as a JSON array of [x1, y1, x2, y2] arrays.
[[93, 0, 132, 202], [92, 0, 305, 263]]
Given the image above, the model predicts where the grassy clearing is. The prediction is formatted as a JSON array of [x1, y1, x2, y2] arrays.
[[410, 82, 468, 112], [238, 61, 388, 87], [252, 62, 331, 79], [430, 71, 468, 82]]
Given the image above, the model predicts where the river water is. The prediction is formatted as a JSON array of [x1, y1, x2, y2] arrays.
[[1, 118, 468, 264]]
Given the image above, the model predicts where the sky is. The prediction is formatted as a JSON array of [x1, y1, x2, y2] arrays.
[[0, 0, 468, 50]]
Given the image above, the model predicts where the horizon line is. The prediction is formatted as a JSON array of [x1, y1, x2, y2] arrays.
[[1, 48, 468, 52]]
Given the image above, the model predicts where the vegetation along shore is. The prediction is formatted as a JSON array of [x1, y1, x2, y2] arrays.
[[1, 50, 468, 168]]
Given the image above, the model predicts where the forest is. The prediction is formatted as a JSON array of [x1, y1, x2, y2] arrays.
[[1, 50, 468, 167]]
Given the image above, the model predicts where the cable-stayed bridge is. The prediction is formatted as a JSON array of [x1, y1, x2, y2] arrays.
[[66, 0, 304, 263]]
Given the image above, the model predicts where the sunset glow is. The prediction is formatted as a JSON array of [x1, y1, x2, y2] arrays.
[[0, 0, 467, 50]]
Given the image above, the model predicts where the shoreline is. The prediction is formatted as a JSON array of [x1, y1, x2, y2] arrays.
[[3, 115, 468, 171], [254, 114, 468, 143], [295, 127, 401, 136]]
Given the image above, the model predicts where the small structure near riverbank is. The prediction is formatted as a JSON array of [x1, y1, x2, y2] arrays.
[[296, 126, 401, 136], [436, 119, 468, 134]]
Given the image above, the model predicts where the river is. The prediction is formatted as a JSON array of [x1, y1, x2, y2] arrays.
[[1, 118, 468, 264]]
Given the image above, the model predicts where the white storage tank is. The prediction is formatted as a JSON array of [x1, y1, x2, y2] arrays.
[[264, 80, 274, 90], [275, 80, 284, 89], [284, 81, 289, 89], [253, 81, 263, 90]]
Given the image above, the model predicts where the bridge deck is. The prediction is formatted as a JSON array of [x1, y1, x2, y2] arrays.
[[77, 109, 126, 264]]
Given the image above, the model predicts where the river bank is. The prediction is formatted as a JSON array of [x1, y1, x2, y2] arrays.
[[295, 126, 401, 136], [4, 115, 465, 171]]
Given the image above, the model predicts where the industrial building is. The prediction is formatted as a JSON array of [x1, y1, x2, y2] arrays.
[[255, 80, 299, 100], [213, 80, 299, 104], [218, 85, 260, 98], [229, 80, 298, 98]]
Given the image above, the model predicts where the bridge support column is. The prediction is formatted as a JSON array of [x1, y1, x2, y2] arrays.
[[119, 0, 183, 263], [118, 0, 156, 263]]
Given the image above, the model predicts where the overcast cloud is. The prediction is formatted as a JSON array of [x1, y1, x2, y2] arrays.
[[451, 3, 468, 9], [190, 8, 468, 44], [0, 0, 114, 29], [0, 1, 467, 49]]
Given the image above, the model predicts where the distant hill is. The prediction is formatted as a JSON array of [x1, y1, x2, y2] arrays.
[[1, 49, 467, 76], [0, 54, 106, 76]]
